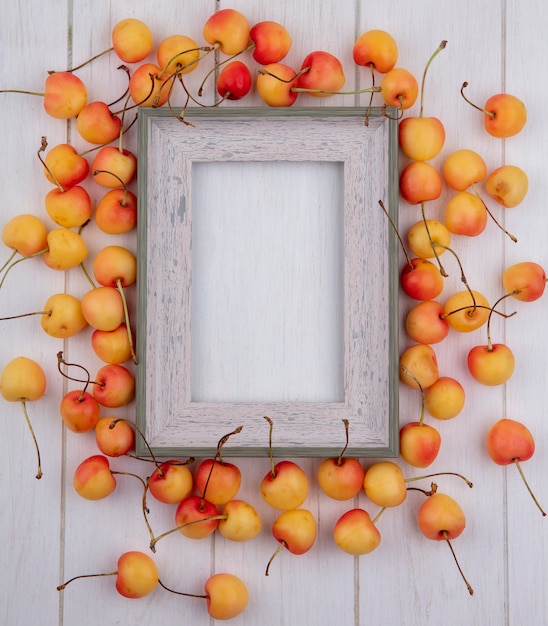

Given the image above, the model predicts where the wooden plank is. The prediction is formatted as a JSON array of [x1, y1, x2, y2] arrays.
[[504, 1, 548, 624]]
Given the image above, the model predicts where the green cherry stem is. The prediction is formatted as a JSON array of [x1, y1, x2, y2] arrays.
[[419, 40, 447, 117], [115, 277, 137, 364]]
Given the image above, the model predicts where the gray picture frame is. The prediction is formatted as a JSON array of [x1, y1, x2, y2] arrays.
[[136, 106, 399, 458]]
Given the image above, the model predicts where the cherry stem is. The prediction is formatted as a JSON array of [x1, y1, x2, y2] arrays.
[[21, 400, 42, 479], [405, 472, 473, 488], [57, 570, 117, 591], [265, 540, 287, 576], [433, 241, 472, 295], [442, 530, 474, 595], [460, 81, 495, 119], [407, 482, 438, 496], [364, 64, 375, 126], [111, 470, 155, 542], [259, 66, 310, 83], [0, 249, 18, 274], [108, 418, 162, 474], [421, 202, 448, 277], [484, 291, 519, 350], [419, 40, 447, 117], [157, 45, 214, 81], [149, 513, 227, 553], [400, 365, 426, 424], [372, 506, 386, 525], [513, 458, 547, 516], [264, 416, 276, 478], [336, 419, 350, 466], [57, 351, 101, 392], [0, 310, 50, 321], [48, 47, 113, 74], [0, 248, 48, 290], [0, 88, 45, 97], [37, 137, 65, 192], [79, 260, 96, 289], [157, 578, 209, 600], [115, 278, 137, 364], [470, 183, 518, 242], [378, 199, 413, 269], [290, 86, 381, 96], [107, 65, 131, 107], [381, 100, 405, 120]]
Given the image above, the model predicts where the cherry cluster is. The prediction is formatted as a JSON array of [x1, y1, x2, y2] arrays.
[[0, 7, 546, 620]]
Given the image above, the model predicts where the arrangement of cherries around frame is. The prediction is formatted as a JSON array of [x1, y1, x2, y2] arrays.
[[0, 7, 546, 619]]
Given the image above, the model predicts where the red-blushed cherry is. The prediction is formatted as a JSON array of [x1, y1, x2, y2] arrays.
[[400, 258, 444, 301], [417, 492, 473, 595], [461, 81, 527, 138], [467, 343, 515, 386], [43, 72, 87, 118], [333, 508, 382, 555], [216, 61, 252, 100], [76, 101, 121, 145], [174, 495, 220, 539], [256, 63, 300, 107], [486, 418, 546, 516], [1, 71, 87, 119], [73, 454, 117, 500], [95, 417, 135, 457], [92, 363, 135, 408], [43, 143, 89, 189], [195, 458, 242, 506], [363, 461, 407, 508], [317, 419, 365, 501], [0, 356, 47, 478], [381, 67, 419, 110], [250, 20, 292, 64], [128, 63, 169, 108], [95, 188, 138, 235], [112, 18, 154, 63], [265, 509, 317, 575], [399, 343, 439, 390], [405, 300, 450, 344], [399, 161, 443, 204], [444, 191, 487, 237], [202, 8, 250, 55], [502, 261, 547, 302], [425, 376, 465, 420], [353, 29, 398, 74], [296, 50, 345, 97], [60, 389, 100, 433], [485, 165, 528, 208], [148, 460, 194, 504], [92, 146, 137, 188]]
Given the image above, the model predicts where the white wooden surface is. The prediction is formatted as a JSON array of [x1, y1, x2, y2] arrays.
[[1, 1, 547, 625]]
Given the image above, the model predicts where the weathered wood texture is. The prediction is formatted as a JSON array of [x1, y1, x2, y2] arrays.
[[1, 1, 546, 625]]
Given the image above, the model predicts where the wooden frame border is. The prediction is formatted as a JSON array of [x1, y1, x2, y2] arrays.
[[136, 107, 399, 458]]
